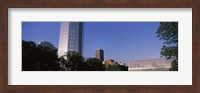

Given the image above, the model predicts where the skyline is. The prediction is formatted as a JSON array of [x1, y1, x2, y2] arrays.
[[22, 22, 163, 63]]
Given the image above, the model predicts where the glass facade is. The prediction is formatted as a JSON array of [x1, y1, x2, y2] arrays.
[[58, 22, 83, 57]]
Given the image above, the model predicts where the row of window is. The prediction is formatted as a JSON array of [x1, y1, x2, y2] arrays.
[[69, 27, 78, 51]]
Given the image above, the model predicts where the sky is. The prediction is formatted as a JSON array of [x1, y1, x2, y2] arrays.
[[22, 22, 163, 63]]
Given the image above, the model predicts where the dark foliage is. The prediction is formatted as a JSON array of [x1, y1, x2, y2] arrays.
[[22, 40, 128, 71], [105, 63, 128, 71], [105, 64, 121, 71], [22, 40, 60, 71], [118, 65, 128, 71], [84, 58, 105, 71], [156, 22, 178, 71], [59, 52, 128, 71], [59, 51, 84, 71]]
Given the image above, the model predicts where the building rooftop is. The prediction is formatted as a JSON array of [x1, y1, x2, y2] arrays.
[[128, 58, 172, 71]]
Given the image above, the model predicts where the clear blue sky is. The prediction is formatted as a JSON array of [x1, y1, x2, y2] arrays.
[[22, 22, 162, 63]]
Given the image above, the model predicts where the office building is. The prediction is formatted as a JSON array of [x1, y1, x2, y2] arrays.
[[58, 22, 83, 57], [96, 49, 104, 61]]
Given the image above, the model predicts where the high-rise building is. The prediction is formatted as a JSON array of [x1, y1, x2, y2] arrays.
[[58, 22, 83, 57], [96, 49, 104, 61]]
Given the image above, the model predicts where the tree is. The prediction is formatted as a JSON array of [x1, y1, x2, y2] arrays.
[[84, 58, 105, 71], [118, 65, 128, 71], [60, 51, 84, 71], [36, 44, 60, 71], [22, 40, 60, 71], [105, 64, 121, 71], [22, 40, 38, 70], [156, 22, 178, 71]]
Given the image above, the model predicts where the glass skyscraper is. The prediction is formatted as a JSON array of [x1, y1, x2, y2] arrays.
[[58, 22, 83, 57]]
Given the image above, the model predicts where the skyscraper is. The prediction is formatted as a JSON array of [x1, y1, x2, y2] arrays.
[[96, 49, 104, 61], [58, 22, 83, 57]]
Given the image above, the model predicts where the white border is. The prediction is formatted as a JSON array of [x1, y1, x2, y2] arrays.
[[8, 8, 192, 85]]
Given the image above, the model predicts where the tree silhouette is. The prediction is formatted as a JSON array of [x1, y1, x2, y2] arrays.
[[105, 64, 121, 71], [60, 51, 84, 71], [84, 58, 105, 71], [22, 40, 60, 71], [23, 40, 128, 71], [156, 22, 178, 71]]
